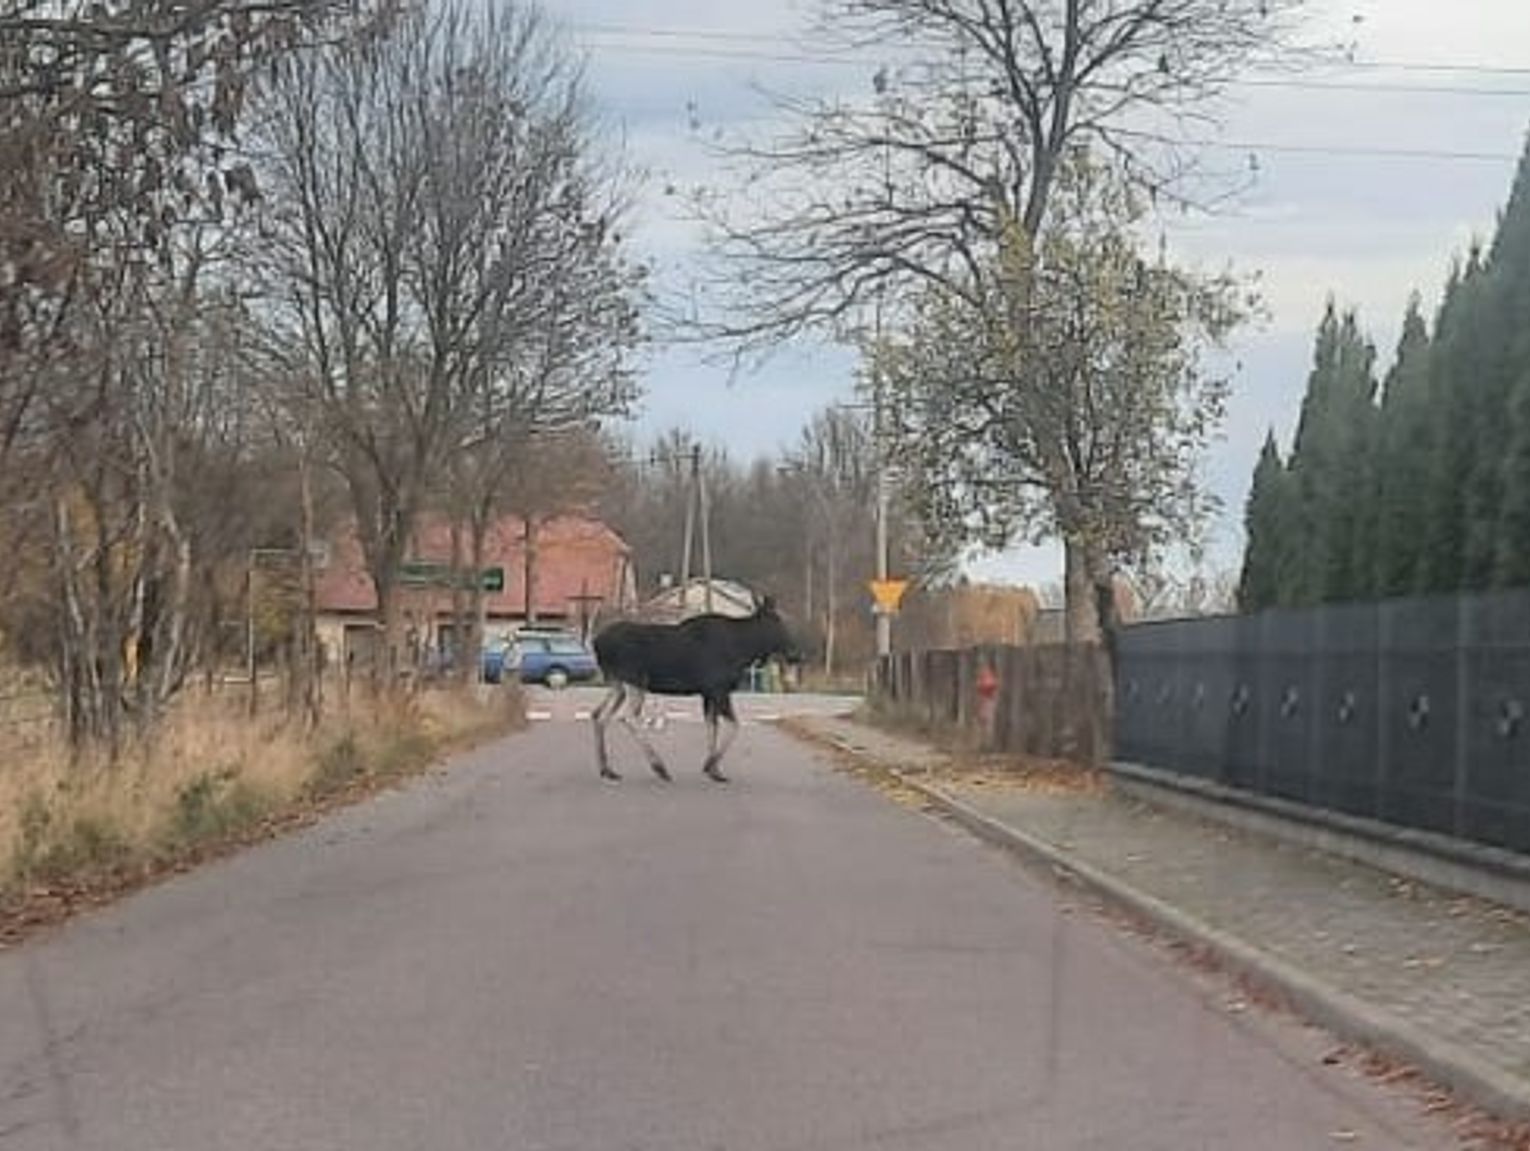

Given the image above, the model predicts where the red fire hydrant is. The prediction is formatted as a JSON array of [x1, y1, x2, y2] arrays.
[[976, 662, 1000, 749]]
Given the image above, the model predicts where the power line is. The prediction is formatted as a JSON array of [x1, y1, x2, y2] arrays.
[[571, 23, 1528, 167], [580, 34, 1530, 97], [1235, 77, 1530, 98], [1346, 59, 1530, 78], [1197, 139, 1521, 163], [573, 20, 1530, 86]]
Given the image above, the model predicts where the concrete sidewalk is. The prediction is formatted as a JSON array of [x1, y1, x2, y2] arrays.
[[790, 713, 1530, 1131]]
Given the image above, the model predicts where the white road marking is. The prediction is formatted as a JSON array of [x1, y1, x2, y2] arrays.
[[527, 710, 553, 722]]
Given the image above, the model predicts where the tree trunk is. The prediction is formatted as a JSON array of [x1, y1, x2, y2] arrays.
[[523, 514, 539, 624], [803, 539, 814, 625], [824, 538, 837, 679], [376, 569, 402, 692], [468, 516, 489, 685], [449, 518, 469, 684], [368, 502, 414, 692], [1063, 535, 1102, 646], [154, 515, 192, 713], [297, 451, 322, 727], [1063, 533, 1117, 765]]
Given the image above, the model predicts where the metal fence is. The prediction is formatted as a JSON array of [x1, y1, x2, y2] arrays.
[[1116, 591, 1530, 854]]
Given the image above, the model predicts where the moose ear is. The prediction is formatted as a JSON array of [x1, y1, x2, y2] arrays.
[[757, 594, 777, 615]]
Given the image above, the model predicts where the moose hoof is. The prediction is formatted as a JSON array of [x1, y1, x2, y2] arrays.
[[600, 767, 623, 783], [650, 761, 672, 783], [703, 765, 729, 784]]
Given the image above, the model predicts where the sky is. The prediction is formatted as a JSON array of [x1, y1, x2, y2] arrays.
[[547, 0, 1530, 586]]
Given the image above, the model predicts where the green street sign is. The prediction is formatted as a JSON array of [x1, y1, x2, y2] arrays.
[[399, 560, 450, 586], [398, 562, 505, 592]]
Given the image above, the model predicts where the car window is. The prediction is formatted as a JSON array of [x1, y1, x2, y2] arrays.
[[548, 638, 587, 654]]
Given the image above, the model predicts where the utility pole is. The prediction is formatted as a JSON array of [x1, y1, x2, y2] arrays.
[[678, 445, 695, 601], [873, 300, 892, 660], [699, 447, 714, 615], [874, 141, 894, 660], [671, 443, 712, 615]]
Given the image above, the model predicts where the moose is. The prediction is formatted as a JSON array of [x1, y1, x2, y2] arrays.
[[591, 596, 798, 783]]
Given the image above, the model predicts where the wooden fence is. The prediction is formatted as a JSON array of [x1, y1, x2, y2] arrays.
[[871, 643, 1110, 765]]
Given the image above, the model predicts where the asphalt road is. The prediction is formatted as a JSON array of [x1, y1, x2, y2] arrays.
[[0, 701, 1462, 1150]]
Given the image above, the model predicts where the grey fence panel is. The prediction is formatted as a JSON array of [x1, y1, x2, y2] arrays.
[[1224, 612, 1265, 791], [1311, 602, 1380, 819], [1118, 623, 1181, 769], [1115, 588, 1530, 856], [1261, 607, 1318, 807], [1376, 597, 1459, 838], [1179, 615, 1238, 782], [1461, 592, 1530, 851]]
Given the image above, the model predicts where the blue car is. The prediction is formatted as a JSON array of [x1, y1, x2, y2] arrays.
[[480, 640, 511, 684], [504, 631, 600, 688]]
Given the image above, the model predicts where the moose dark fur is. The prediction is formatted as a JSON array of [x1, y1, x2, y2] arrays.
[[591, 597, 798, 782]]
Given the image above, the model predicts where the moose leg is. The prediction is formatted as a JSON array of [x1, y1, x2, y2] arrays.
[[591, 683, 625, 781], [702, 693, 739, 783], [618, 688, 671, 782]]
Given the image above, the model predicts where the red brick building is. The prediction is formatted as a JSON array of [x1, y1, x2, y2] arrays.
[[313, 515, 635, 667]]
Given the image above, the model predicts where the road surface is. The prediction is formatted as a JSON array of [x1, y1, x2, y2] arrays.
[[0, 696, 1462, 1149]]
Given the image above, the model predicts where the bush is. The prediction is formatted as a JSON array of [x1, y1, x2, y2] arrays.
[[10, 795, 132, 886], [372, 728, 432, 779], [165, 768, 269, 850], [307, 732, 367, 798]]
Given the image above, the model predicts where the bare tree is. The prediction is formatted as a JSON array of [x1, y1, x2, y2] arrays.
[[694, 0, 1311, 644], [784, 408, 874, 676], [4, 231, 286, 745], [697, 0, 1307, 340], [0, 0, 391, 746], [255, 0, 640, 683], [0, 0, 371, 485]]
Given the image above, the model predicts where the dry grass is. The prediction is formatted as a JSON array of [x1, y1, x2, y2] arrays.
[[853, 706, 1107, 796], [0, 684, 523, 923]]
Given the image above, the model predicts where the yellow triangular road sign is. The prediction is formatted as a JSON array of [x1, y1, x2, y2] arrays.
[[869, 578, 909, 614]]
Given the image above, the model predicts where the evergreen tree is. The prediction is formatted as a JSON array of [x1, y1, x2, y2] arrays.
[[1373, 296, 1434, 598], [1496, 367, 1530, 586], [1461, 266, 1519, 590], [1417, 257, 1481, 595], [1237, 431, 1288, 611], [1284, 302, 1379, 605], [1492, 138, 1530, 585]]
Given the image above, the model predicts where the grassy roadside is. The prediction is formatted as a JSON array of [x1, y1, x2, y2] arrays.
[[0, 685, 524, 946]]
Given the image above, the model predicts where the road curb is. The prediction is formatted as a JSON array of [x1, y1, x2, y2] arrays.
[[891, 770, 1530, 1125]]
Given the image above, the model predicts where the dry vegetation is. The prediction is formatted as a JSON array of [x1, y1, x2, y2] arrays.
[[0, 685, 522, 942], [781, 712, 1105, 814]]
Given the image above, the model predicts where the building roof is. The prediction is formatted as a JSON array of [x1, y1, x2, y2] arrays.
[[314, 514, 633, 619], [641, 577, 759, 622]]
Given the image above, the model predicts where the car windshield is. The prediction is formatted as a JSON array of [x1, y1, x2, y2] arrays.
[[14, 4, 1530, 1148]]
